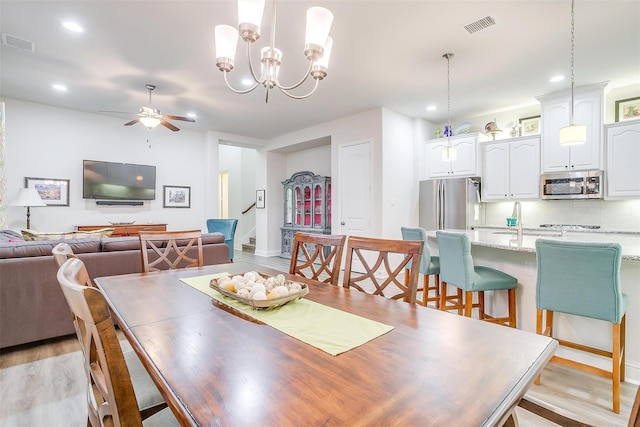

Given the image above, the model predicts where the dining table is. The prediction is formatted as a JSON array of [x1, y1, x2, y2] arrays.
[[94, 262, 558, 427]]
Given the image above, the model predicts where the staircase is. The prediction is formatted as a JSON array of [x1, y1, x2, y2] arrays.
[[241, 237, 256, 254]]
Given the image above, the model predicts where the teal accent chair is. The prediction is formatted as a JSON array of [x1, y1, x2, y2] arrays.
[[206, 219, 238, 261], [535, 239, 627, 413], [400, 227, 440, 308], [436, 231, 518, 327]]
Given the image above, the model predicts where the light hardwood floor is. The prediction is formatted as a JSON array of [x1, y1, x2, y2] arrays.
[[0, 250, 636, 426]]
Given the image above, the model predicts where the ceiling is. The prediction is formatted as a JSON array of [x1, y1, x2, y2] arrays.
[[1, 1, 639, 140]]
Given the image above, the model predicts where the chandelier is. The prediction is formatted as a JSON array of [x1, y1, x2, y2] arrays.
[[442, 53, 457, 161], [558, 0, 586, 145], [214, 0, 334, 102]]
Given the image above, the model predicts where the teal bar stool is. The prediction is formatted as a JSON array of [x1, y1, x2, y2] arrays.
[[206, 219, 238, 261], [436, 231, 517, 327], [535, 239, 627, 413], [401, 227, 440, 308]]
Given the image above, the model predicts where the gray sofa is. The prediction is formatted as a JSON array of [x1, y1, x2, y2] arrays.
[[0, 231, 230, 349]]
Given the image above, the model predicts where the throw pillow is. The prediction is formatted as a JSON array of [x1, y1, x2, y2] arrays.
[[0, 229, 24, 242], [21, 228, 115, 241]]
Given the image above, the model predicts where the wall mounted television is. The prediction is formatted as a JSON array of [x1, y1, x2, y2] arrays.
[[83, 160, 156, 200]]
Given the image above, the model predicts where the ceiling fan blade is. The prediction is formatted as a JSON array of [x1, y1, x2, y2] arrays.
[[123, 119, 140, 126], [160, 120, 180, 131], [162, 114, 195, 123], [99, 110, 140, 115]]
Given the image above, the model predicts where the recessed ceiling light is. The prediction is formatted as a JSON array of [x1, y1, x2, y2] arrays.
[[62, 21, 84, 33], [52, 84, 67, 91], [426, 105, 437, 111], [187, 112, 197, 118], [550, 75, 565, 83]]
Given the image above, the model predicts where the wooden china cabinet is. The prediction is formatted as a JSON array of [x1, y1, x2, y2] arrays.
[[280, 171, 331, 258]]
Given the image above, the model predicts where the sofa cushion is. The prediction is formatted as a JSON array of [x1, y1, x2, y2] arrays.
[[0, 230, 23, 242], [21, 228, 115, 241], [0, 238, 101, 259], [101, 236, 141, 252]]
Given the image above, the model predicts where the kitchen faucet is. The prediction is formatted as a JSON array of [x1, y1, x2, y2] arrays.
[[512, 201, 523, 241]]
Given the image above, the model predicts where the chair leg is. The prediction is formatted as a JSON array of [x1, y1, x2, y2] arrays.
[[508, 288, 517, 328], [434, 274, 440, 309], [464, 291, 473, 317], [621, 314, 626, 381], [613, 322, 621, 414], [422, 274, 428, 306], [535, 308, 544, 385], [478, 291, 485, 320]]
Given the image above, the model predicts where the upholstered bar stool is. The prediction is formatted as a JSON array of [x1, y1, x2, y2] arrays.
[[535, 239, 627, 413], [436, 231, 517, 327], [401, 227, 440, 308]]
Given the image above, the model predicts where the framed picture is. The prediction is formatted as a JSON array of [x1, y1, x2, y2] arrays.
[[615, 96, 640, 122], [519, 115, 541, 135], [25, 177, 69, 206], [163, 185, 190, 208], [256, 189, 265, 209]]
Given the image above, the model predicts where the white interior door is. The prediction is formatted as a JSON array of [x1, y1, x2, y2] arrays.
[[339, 141, 371, 238]]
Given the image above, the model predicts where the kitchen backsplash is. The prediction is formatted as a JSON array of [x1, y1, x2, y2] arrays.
[[483, 199, 640, 231]]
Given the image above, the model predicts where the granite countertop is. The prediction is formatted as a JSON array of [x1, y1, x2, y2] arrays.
[[425, 228, 640, 262]]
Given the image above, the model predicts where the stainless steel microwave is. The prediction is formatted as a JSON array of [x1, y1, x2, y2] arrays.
[[540, 170, 604, 200]]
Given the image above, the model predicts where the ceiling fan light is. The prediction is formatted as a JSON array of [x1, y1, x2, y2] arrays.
[[559, 123, 586, 146], [441, 146, 457, 161], [140, 117, 161, 129]]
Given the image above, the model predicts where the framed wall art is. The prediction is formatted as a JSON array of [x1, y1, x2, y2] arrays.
[[256, 189, 265, 209], [615, 96, 640, 122], [25, 177, 69, 206], [163, 185, 190, 208], [519, 115, 541, 136]]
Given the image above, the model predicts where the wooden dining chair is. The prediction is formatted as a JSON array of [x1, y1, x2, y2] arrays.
[[289, 232, 346, 286], [342, 235, 423, 304], [56, 257, 177, 426], [139, 230, 203, 272], [52, 242, 77, 268]]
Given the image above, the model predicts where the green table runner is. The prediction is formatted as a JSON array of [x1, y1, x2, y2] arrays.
[[180, 273, 394, 356]]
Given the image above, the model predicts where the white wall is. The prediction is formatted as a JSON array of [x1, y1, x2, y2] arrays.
[[3, 98, 216, 232], [285, 145, 331, 178]]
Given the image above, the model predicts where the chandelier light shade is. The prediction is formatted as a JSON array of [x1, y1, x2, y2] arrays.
[[139, 116, 161, 129], [214, 0, 334, 102], [559, 0, 586, 146], [441, 53, 457, 162], [10, 187, 46, 229]]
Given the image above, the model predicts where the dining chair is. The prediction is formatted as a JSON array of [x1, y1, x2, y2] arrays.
[[400, 226, 440, 308], [342, 235, 423, 304], [436, 231, 517, 327], [289, 232, 346, 286], [206, 219, 238, 261], [56, 257, 177, 426], [139, 229, 204, 272], [535, 239, 627, 413], [52, 242, 78, 267]]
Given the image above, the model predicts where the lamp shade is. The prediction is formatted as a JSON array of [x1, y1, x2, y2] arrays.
[[238, 0, 265, 28], [214, 24, 239, 61], [140, 116, 161, 129], [11, 188, 46, 207], [315, 36, 333, 69], [559, 123, 586, 146], [441, 146, 457, 161], [305, 7, 333, 47]]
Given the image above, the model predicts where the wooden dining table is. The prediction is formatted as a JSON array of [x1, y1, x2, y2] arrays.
[[94, 262, 557, 427]]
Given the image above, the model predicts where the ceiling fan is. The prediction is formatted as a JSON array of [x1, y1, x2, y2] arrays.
[[102, 84, 195, 131]]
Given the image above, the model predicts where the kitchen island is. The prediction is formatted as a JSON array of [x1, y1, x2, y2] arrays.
[[425, 228, 640, 383]]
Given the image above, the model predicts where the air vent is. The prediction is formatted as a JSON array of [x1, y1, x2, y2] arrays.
[[2, 33, 35, 53], [463, 16, 496, 34]]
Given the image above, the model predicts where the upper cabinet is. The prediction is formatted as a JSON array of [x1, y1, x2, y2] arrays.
[[537, 82, 607, 173], [482, 136, 540, 201], [605, 120, 640, 199], [425, 133, 486, 179]]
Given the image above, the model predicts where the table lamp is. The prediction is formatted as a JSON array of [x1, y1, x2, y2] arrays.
[[11, 188, 46, 229]]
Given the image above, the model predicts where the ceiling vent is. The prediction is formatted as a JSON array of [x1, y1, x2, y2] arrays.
[[463, 16, 496, 34], [2, 33, 35, 53]]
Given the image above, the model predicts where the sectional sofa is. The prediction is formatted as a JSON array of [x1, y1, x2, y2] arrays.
[[0, 230, 230, 349]]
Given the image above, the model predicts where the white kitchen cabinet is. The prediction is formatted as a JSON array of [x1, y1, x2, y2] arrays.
[[426, 133, 485, 178], [537, 82, 606, 172], [605, 120, 640, 198], [482, 136, 540, 201]]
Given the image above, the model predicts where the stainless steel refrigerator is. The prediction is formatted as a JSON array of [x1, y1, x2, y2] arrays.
[[419, 177, 483, 230]]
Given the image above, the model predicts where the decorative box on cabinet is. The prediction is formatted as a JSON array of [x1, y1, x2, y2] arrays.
[[425, 133, 487, 179], [605, 120, 640, 198], [482, 136, 540, 201], [537, 82, 607, 172], [280, 171, 331, 258]]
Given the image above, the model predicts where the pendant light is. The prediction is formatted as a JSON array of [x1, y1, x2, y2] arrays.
[[442, 53, 457, 161], [558, 0, 586, 146]]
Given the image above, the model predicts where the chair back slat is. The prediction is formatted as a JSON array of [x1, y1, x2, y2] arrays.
[[342, 236, 423, 303], [289, 233, 346, 286], [139, 230, 204, 273]]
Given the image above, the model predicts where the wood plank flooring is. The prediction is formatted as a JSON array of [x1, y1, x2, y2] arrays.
[[1, 250, 637, 426]]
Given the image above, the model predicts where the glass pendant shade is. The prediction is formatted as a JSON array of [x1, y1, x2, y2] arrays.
[[441, 146, 457, 161], [238, 0, 265, 28], [305, 7, 333, 48], [140, 117, 161, 129], [559, 123, 586, 146], [214, 25, 239, 62], [316, 36, 333, 68]]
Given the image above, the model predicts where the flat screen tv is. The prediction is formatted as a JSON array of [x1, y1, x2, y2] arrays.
[[83, 160, 156, 200]]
